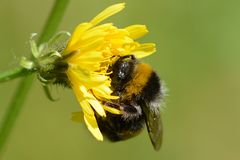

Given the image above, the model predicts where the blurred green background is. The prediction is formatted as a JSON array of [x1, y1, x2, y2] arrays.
[[1, 0, 240, 160]]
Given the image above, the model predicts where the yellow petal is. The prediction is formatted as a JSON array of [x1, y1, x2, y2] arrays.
[[125, 25, 148, 39], [65, 23, 92, 54], [84, 113, 103, 141], [68, 69, 110, 89], [81, 24, 114, 41], [90, 3, 125, 26], [86, 23, 114, 33], [92, 85, 119, 100], [106, 29, 128, 40], [79, 99, 95, 116], [79, 85, 106, 117], [87, 99, 106, 117], [103, 105, 122, 114], [78, 37, 104, 52], [70, 62, 101, 72], [68, 51, 103, 63], [72, 86, 95, 116], [132, 43, 156, 58]]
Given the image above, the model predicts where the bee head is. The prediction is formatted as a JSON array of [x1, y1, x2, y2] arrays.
[[110, 55, 137, 90]]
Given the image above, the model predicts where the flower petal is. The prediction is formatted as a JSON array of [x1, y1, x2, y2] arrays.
[[65, 23, 92, 54], [92, 85, 118, 100], [125, 25, 148, 39], [103, 105, 122, 114], [81, 24, 113, 41], [79, 99, 95, 116], [84, 113, 103, 141], [132, 43, 156, 58], [68, 51, 104, 63], [70, 37, 105, 53], [79, 85, 106, 117], [90, 3, 125, 26], [72, 85, 95, 116], [75, 69, 107, 84]]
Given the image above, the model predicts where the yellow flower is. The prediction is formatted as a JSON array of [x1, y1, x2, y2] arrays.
[[64, 3, 156, 141]]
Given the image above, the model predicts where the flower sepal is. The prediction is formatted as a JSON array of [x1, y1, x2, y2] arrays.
[[28, 32, 71, 86]]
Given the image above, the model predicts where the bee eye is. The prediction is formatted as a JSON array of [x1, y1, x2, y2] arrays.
[[110, 57, 135, 88], [118, 62, 129, 80], [118, 71, 125, 79]]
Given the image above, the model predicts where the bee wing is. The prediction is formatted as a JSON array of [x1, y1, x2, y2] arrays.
[[142, 100, 163, 151]]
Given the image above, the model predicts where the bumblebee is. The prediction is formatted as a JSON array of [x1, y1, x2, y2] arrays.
[[96, 55, 164, 151]]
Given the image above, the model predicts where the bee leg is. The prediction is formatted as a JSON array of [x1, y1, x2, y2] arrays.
[[99, 101, 144, 141], [120, 102, 142, 119], [104, 101, 121, 110], [104, 101, 142, 118]]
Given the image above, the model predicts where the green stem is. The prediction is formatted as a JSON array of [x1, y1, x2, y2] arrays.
[[0, 0, 70, 155], [37, 0, 70, 44], [0, 67, 32, 83]]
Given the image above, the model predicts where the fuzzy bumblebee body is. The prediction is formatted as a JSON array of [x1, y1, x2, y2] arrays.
[[96, 55, 164, 151]]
